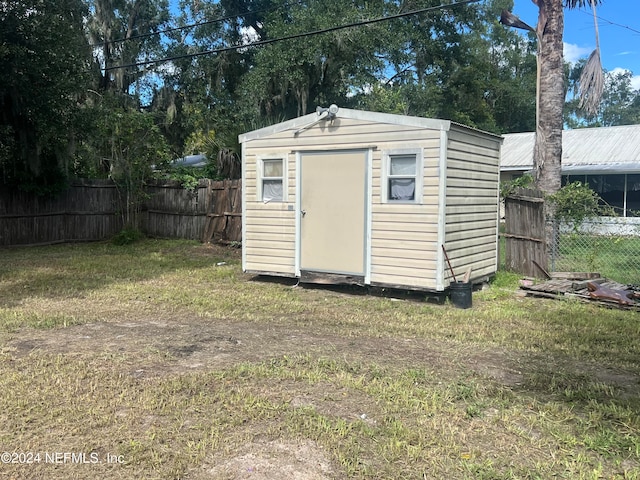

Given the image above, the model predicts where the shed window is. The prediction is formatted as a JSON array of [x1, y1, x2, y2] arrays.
[[261, 158, 284, 202], [387, 154, 418, 202]]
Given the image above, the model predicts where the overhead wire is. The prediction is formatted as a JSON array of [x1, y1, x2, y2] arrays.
[[90, 0, 305, 47], [575, 8, 640, 36], [104, 0, 482, 71]]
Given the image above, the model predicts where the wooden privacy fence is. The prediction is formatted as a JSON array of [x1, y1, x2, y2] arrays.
[[201, 180, 242, 244], [0, 179, 122, 246], [503, 187, 547, 277], [0, 179, 242, 247], [144, 179, 241, 244]]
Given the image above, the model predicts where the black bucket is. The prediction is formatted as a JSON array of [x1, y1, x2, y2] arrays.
[[449, 281, 472, 309]]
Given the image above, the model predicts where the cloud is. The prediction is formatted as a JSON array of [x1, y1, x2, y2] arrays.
[[563, 42, 592, 64]]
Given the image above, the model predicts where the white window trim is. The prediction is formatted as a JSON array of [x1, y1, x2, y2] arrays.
[[257, 155, 288, 203], [381, 148, 424, 204]]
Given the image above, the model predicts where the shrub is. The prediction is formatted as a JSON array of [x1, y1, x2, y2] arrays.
[[111, 228, 144, 246]]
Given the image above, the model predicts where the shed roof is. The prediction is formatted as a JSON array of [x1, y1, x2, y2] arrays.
[[501, 124, 640, 173], [239, 107, 502, 143]]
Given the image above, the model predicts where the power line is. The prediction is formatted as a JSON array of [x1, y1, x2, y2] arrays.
[[595, 15, 640, 36], [90, 0, 304, 48], [105, 0, 482, 71], [573, 7, 640, 36]]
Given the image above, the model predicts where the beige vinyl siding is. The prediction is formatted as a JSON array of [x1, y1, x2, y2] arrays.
[[242, 117, 445, 288], [243, 151, 296, 275], [444, 127, 501, 281], [370, 132, 441, 289], [245, 119, 431, 151]]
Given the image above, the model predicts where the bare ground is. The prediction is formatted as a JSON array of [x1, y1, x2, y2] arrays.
[[6, 299, 637, 391], [4, 290, 639, 479]]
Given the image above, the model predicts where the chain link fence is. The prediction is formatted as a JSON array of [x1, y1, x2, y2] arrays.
[[548, 218, 640, 285]]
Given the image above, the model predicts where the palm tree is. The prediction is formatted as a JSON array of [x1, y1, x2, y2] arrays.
[[502, 1, 604, 196], [533, 0, 603, 198], [502, 0, 604, 267]]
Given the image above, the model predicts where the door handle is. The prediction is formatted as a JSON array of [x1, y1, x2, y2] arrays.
[[301, 210, 306, 217]]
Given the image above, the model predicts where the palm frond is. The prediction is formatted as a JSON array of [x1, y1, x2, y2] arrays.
[[563, 0, 603, 9], [578, 49, 604, 115], [577, 0, 604, 116]]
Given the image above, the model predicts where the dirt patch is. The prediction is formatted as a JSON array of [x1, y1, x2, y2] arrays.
[[193, 439, 336, 480], [467, 350, 526, 387], [7, 315, 639, 394], [7, 317, 457, 378]]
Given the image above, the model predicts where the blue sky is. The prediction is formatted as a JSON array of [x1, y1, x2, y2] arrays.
[[514, 0, 640, 89]]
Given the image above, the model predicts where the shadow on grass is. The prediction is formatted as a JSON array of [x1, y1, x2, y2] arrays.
[[0, 239, 236, 309], [249, 274, 449, 304]]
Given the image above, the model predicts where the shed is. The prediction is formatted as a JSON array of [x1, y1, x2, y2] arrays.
[[239, 107, 503, 293]]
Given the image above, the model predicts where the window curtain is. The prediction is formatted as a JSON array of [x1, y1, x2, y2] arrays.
[[263, 179, 283, 201], [389, 178, 415, 200]]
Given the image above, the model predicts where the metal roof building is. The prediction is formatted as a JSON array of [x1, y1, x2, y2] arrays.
[[500, 124, 640, 217], [501, 124, 640, 174]]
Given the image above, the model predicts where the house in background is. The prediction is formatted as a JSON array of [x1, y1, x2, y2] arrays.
[[168, 154, 208, 168], [500, 124, 640, 218], [239, 107, 503, 293], [152, 154, 208, 171]]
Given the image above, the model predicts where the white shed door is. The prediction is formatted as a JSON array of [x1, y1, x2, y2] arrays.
[[300, 151, 367, 275]]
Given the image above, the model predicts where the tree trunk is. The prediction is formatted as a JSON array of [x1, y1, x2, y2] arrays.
[[533, 0, 565, 268], [534, 0, 564, 197]]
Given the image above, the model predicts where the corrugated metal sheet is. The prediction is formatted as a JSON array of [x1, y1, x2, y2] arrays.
[[501, 124, 640, 172]]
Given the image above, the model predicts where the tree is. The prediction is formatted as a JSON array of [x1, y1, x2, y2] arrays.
[[93, 94, 170, 229], [0, 0, 91, 193], [351, 0, 538, 133], [86, 0, 170, 96], [531, 0, 603, 197], [236, 0, 389, 119], [148, 0, 539, 160], [484, 1, 538, 133], [595, 70, 640, 126], [531, 0, 565, 198], [365, 0, 488, 124], [566, 64, 640, 127], [148, 0, 255, 157]]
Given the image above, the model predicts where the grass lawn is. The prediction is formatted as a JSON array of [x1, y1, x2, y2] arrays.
[[0, 239, 639, 479], [554, 234, 640, 285]]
